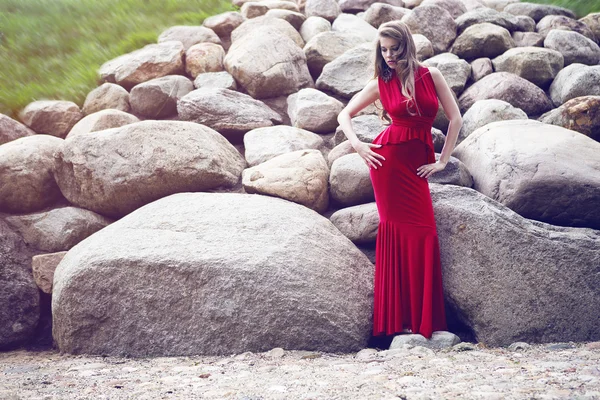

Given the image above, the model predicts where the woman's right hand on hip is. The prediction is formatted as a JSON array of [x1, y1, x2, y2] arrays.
[[352, 141, 385, 170]]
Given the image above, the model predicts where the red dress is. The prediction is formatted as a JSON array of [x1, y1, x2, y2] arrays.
[[369, 66, 447, 339]]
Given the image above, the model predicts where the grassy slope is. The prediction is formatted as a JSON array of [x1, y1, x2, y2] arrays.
[[0, 0, 234, 118], [1, 0, 599, 119]]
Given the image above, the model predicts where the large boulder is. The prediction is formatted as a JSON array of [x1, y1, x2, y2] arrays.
[[185, 43, 226, 78], [193, 71, 237, 91], [265, 9, 307, 30], [333, 114, 384, 146], [511, 31, 544, 47], [157, 26, 221, 50], [82, 83, 131, 115], [202, 11, 246, 39], [98, 41, 185, 90], [503, 2, 575, 22], [455, 7, 519, 34], [304, 0, 341, 21], [287, 88, 344, 133], [363, 3, 411, 28], [401, 5, 457, 54], [0, 114, 34, 145], [453, 120, 600, 229], [548, 64, 600, 107], [53, 121, 246, 218], [303, 31, 367, 78], [458, 72, 553, 116], [0, 219, 40, 349], [580, 12, 600, 44], [316, 43, 374, 99], [177, 88, 282, 142], [20, 100, 83, 138], [413, 34, 435, 61], [330, 202, 378, 244], [329, 153, 374, 207], [459, 99, 528, 144], [225, 26, 313, 99], [0, 135, 64, 214], [422, 53, 471, 96], [491, 47, 564, 88], [5, 207, 113, 253], [432, 183, 600, 346], [469, 57, 493, 82], [331, 13, 378, 42], [67, 109, 140, 138], [129, 75, 194, 118], [243, 125, 325, 166], [539, 96, 600, 142], [299, 16, 332, 43], [450, 22, 514, 60], [231, 16, 304, 48], [536, 15, 596, 41], [421, 0, 467, 19], [543, 30, 600, 66], [52, 192, 374, 356], [242, 149, 330, 212]]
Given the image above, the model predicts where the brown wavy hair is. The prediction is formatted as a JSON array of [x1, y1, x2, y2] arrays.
[[374, 21, 421, 123]]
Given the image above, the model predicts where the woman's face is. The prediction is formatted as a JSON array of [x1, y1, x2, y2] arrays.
[[380, 36, 401, 69]]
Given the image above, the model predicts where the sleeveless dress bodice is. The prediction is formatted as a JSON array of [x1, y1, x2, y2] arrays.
[[372, 66, 439, 165]]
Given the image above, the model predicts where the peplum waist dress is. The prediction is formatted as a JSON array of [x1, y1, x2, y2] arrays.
[[368, 66, 447, 340]]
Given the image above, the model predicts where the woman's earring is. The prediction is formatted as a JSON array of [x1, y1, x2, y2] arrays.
[[382, 64, 392, 83]]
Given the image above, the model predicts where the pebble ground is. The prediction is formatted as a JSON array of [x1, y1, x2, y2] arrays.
[[1, 342, 599, 399]]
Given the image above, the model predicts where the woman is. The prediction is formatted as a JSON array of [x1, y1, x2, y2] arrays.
[[337, 21, 462, 340]]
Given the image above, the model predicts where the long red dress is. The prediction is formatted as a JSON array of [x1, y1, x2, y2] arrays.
[[369, 66, 447, 339]]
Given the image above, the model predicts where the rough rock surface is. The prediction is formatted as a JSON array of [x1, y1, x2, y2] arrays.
[[453, 120, 600, 229], [459, 99, 528, 144], [52, 192, 374, 356], [67, 109, 139, 138], [539, 96, 600, 142], [130, 75, 194, 118], [54, 121, 247, 218], [401, 5, 457, 54], [0, 114, 34, 145], [0, 135, 65, 213], [31, 252, 67, 294], [19, 101, 83, 138], [82, 83, 131, 115], [548, 64, 600, 107]]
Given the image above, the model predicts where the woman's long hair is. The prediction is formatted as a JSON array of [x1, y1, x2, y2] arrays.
[[373, 21, 421, 123]]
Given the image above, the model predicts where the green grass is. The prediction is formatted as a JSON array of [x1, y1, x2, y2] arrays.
[[0, 0, 234, 118], [527, 0, 600, 18], [1, 0, 600, 119]]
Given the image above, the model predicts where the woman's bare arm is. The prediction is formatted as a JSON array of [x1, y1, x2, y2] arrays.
[[337, 79, 385, 169], [428, 67, 462, 166]]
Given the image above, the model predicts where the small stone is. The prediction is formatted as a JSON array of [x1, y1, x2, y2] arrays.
[[508, 342, 531, 352], [355, 348, 378, 360], [265, 348, 285, 358], [453, 342, 476, 351]]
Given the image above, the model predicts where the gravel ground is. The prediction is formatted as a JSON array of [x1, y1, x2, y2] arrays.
[[1, 342, 599, 400]]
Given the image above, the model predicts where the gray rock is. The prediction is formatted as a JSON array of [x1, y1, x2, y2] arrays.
[[303, 31, 367, 78], [389, 331, 461, 350], [508, 342, 531, 351], [333, 114, 384, 145], [52, 192, 374, 356], [332, 13, 378, 42], [470, 57, 493, 82], [330, 202, 378, 244], [450, 22, 514, 60], [503, 2, 575, 22], [0, 114, 34, 146], [329, 153, 374, 207], [459, 99, 528, 144], [202, 11, 245, 38], [423, 53, 471, 96], [539, 96, 600, 142], [299, 16, 332, 43], [401, 5, 457, 54], [549, 64, 600, 107], [453, 120, 600, 229], [580, 12, 600, 44], [0, 135, 65, 214], [458, 72, 553, 116], [511, 31, 544, 47], [231, 16, 304, 48], [98, 41, 185, 90], [544, 29, 600, 66], [67, 109, 139, 138], [455, 8, 519, 34], [177, 88, 282, 142], [432, 183, 600, 346], [265, 9, 306, 30], [20, 100, 83, 138], [31, 252, 67, 294], [243, 125, 325, 167], [491, 47, 564, 88], [316, 43, 374, 99], [536, 15, 596, 41], [421, 0, 467, 19], [82, 83, 131, 115], [288, 88, 344, 133], [54, 121, 247, 218], [514, 14, 536, 31], [305, 0, 341, 22], [452, 342, 476, 351], [157, 25, 221, 50], [339, 0, 404, 13], [5, 207, 113, 253], [363, 3, 411, 28], [413, 34, 435, 61], [193, 71, 237, 90], [129, 75, 193, 118], [0, 218, 40, 349]]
